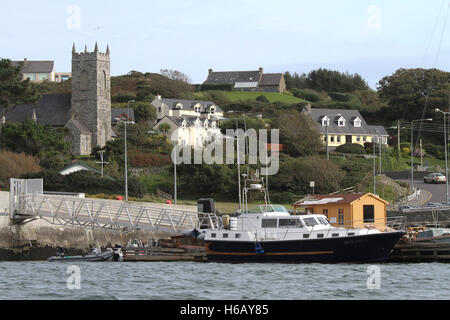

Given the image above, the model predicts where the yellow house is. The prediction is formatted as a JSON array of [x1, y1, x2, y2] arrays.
[[302, 104, 389, 149], [293, 193, 389, 229]]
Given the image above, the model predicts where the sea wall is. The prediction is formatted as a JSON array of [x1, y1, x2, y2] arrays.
[[0, 191, 196, 261]]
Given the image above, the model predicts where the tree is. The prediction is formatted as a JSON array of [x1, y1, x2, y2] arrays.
[[377, 68, 450, 122], [0, 58, 41, 118], [160, 69, 192, 84], [132, 102, 156, 123], [275, 110, 323, 157]]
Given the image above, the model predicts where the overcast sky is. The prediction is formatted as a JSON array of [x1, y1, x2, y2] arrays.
[[2, 0, 449, 88]]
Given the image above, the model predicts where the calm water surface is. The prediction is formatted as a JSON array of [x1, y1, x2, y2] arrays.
[[0, 262, 448, 300]]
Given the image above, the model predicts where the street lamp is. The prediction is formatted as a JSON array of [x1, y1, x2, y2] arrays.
[[410, 118, 433, 191], [435, 108, 449, 203], [115, 100, 135, 202]]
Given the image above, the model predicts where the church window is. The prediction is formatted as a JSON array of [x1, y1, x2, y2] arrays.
[[103, 71, 107, 92], [80, 70, 88, 90]]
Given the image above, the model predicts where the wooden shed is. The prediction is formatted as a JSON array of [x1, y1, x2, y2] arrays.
[[293, 193, 389, 229]]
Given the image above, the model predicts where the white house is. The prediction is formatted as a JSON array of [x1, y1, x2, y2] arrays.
[[151, 96, 224, 149]]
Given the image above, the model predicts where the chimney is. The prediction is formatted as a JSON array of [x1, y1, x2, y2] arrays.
[[259, 67, 264, 74], [156, 94, 161, 100], [23, 58, 28, 66], [208, 69, 213, 75]]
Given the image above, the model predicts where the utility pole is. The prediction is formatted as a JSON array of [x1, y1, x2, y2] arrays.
[[379, 136, 382, 175], [397, 120, 401, 158], [373, 136, 376, 195], [326, 122, 329, 160], [96, 150, 108, 178]]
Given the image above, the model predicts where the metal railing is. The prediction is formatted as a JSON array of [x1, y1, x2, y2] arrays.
[[14, 193, 220, 233]]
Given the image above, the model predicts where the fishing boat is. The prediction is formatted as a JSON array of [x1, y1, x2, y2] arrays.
[[200, 173, 405, 263], [47, 247, 114, 262]]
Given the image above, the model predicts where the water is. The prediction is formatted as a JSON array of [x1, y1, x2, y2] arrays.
[[0, 261, 448, 300]]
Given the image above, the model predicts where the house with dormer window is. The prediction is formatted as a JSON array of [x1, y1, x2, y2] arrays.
[[302, 104, 389, 150], [151, 95, 224, 149]]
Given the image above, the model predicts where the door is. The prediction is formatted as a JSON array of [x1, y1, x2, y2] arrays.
[[346, 135, 352, 144]]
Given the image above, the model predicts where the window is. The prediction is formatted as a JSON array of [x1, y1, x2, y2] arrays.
[[363, 136, 367, 142], [354, 119, 361, 127], [363, 205, 375, 223], [317, 217, 329, 225], [103, 70, 107, 91], [337, 136, 341, 143], [279, 219, 303, 228], [332, 233, 340, 237], [338, 209, 344, 225], [38, 73, 49, 80], [262, 219, 277, 228], [211, 233, 216, 238], [330, 136, 335, 143], [223, 233, 228, 238], [322, 209, 328, 217], [337, 116, 345, 127], [235, 233, 241, 239], [25, 73, 36, 81], [348, 232, 355, 236], [317, 234, 324, 238], [80, 70, 88, 90], [302, 217, 318, 227], [322, 116, 330, 127], [356, 136, 361, 142], [158, 107, 161, 113], [303, 234, 310, 239]]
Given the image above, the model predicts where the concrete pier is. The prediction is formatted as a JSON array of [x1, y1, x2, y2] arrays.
[[0, 191, 196, 261]]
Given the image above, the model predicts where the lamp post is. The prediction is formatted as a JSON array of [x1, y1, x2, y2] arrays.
[[115, 102, 135, 202], [410, 118, 433, 191], [435, 108, 449, 203]]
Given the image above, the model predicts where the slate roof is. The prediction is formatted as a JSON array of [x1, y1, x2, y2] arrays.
[[12, 60, 54, 73], [0, 94, 71, 126], [67, 119, 91, 134], [205, 70, 262, 85], [154, 98, 223, 113], [260, 73, 283, 86], [307, 108, 388, 136]]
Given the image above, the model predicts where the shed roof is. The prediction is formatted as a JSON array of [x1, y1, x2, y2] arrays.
[[293, 193, 389, 207]]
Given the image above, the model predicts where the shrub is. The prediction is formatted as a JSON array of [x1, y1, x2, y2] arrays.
[[256, 95, 269, 103], [335, 143, 366, 154], [0, 151, 41, 187], [328, 92, 352, 102], [290, 88, 320, 102]]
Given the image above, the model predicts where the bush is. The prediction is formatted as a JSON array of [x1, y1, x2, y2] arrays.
[[290, 88, 320, 102], [335, 143, 366, 154], [328, 92, 352, 102], [256, 95, 269, 103], [21, 170, 145, 198], [424, 143, 445, 159], [0, 151, 41, 187]]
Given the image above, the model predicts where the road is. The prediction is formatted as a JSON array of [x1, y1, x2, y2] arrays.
[[400, 178, 448, 205]]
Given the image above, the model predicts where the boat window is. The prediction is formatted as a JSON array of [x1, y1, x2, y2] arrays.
[[271, 205, 288, 213], [235, 233, 241, 239], [303, 217, 319, 227], [247, 206, 263, 214], [211, 233, 216, 238], [332, 233, 339, 237], [317, 217, 329, 225], [262, 219, 277, 228], [223, 233, 228, 238], [348, 232, 355, 236], [303, 234, 310, 239], [279, 219, 304, 228], [317, 234, 324, 238]]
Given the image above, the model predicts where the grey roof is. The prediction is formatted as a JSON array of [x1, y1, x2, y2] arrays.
[[205, 70, 262, 85], [306, 108, 388, 136], [154, 98, 223, 113], [112, 108, 135, 123], [260, 73, 283, 86], [67, 119, 91, 134], [12, 60, 54, 73], [160, 115, 210, 128], [0, 94, 71, 126]]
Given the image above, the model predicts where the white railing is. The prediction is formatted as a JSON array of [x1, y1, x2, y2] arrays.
[[15, 193, 220, 233]]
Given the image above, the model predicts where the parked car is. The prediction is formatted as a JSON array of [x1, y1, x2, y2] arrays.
[[426, 202, 444, 208], [398, 205, 413, 211], [424, 173, 447, 184]]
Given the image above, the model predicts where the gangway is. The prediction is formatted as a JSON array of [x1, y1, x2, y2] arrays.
[[9, 179, 222, 233]]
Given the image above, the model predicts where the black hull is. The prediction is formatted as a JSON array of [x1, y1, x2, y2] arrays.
[[206, 231, 405, 263], [48, 251, 114, 262]]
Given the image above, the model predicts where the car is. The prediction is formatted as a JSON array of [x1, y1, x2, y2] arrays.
[[424, 173, 447, 184], [398, 205, 413, 211], [426, 202, 444, 208]]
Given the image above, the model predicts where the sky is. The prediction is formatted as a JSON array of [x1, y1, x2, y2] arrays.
[[1, 0, 449, 88]]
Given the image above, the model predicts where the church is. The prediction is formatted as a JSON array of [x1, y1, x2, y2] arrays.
[[0, 43, 126, 155]]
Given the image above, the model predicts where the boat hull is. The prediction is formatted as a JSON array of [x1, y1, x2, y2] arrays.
[[205, 231, 405, 263], [48, 251, 114, 262]]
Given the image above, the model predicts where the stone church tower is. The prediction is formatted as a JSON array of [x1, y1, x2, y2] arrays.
[[68, 43, 111, 154]]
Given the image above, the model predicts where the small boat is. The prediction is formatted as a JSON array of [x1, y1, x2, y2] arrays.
[[48, 247, 114, 262], [200, 173, 405, 263]]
